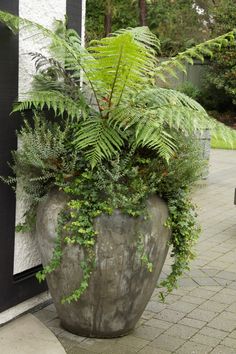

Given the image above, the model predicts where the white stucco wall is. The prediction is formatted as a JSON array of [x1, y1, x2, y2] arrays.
[[14, 0, 67, 275]]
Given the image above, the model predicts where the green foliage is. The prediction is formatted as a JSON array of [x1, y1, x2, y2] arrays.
[[160, 190, 200, 297], [206, 47, 236, 106], [155, 30, 236, 83], [86, 0, 138, 41], [86, 0, 209, 56], [137, 234, 153, 272], [146, 0, 207, 56], [177, 82, 201, 101], [211, 0, 236, 36], [1, 11, 235, 166], [201, 0, 236, 110], [36, 216, 64, 282], [0, 11, 235, 304]]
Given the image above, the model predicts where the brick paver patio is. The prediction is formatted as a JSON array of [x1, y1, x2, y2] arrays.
[[33, 149, 236, 354]]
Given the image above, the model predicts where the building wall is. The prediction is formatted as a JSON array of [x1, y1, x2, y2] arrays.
[[14, 0, 67, 275], [157, 59, 209, 90]]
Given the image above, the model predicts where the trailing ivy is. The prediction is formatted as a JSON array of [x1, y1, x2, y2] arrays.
[[159, 189, 200, 301], [137, 234, 153, 273], [36, 214, 64, 283]]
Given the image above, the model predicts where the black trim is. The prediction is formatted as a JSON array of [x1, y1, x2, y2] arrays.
[[0, 0, 47, 313], [66, 0, 83, 36], [13, 265, 43, 283]]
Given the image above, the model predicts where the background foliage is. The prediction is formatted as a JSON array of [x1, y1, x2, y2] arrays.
[[86, 0, 235, 56], [202, 0, 236, 112]]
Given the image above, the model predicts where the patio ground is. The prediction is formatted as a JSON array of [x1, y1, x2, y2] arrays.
[[31, 149, 236, 353]]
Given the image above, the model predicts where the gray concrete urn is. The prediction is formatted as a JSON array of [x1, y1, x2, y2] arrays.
[[36, 190, 171, 338]]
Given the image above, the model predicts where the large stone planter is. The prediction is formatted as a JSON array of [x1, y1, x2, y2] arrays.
[[36, 190, 171, 338]]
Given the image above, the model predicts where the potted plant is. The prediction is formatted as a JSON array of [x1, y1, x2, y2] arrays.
[[0, 11, 235, 338]]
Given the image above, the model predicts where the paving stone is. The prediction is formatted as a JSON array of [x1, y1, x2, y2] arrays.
[[34, 309, 58, 323], [214, 278, 232, 287], [217, 270, 236, 279], [98, 344, 137, 354], [149, 334, 185, 352], [210, 345, 236, 354], [132, 325, 163, 341], [193, 277, 219, 286], [172, 288, 193, 296], [198, 300, 229, 313], [145, 318, 172, 330], [154, 309, 186, 323], [187, 288, 216, 299], [219, 311, 236, 321], [208, 314, 236, 332], [145, 301, 166, 314], [139, 346, 171, 354], [178, 278, 198, 287], [168, 301, 198, 314], [229, 330, 236, 339], [79, 338, 112, 353], [164, 294, 182, 304], [227, 302, 236, 313], [67, 346, 91, 354], [187, 308, 217, 322], [203, 269, 222, 277], [175, 341, 213, 354], [181, 295, 206, 305], [202, 286, 222, 292], [179, 317, 207, 329], [141, 311, 155, 320], [221, 337, 236, 349], [191, 333, 221, 346], [47, 318, 64, 336], [115, 335, 149, 350], [208, 292, 236, 305], [58, 331, 86, 351], [187, 269, 209, 278], [58, 337, 74, 351], [228, 281, 236, 290], [164, 324, 199, 340], [134, 318, 145, 328], [198, 326, 228, 339]]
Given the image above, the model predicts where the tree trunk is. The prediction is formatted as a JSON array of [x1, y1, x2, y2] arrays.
[[139, 0, 147, 26], [104, 0, 112, 36]]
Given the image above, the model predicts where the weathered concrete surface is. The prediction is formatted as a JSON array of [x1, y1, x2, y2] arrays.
[[0, 314, 65, 354], [36, 192, 170, 337]]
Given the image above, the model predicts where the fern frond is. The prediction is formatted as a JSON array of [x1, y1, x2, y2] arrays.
[[72, 117, 125, 168], [156, 30, 236, 82], [12, 91, 84, 120], [135, 122, 176, 161], [87, 28, 158, 109], [0, 10, 100, 107], [113, 26, 161, 54], [137, 88, 206, 112]]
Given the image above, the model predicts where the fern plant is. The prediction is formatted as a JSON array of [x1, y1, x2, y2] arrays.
[[0, 11, 236, 301], [0, 10, 235, 168]]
